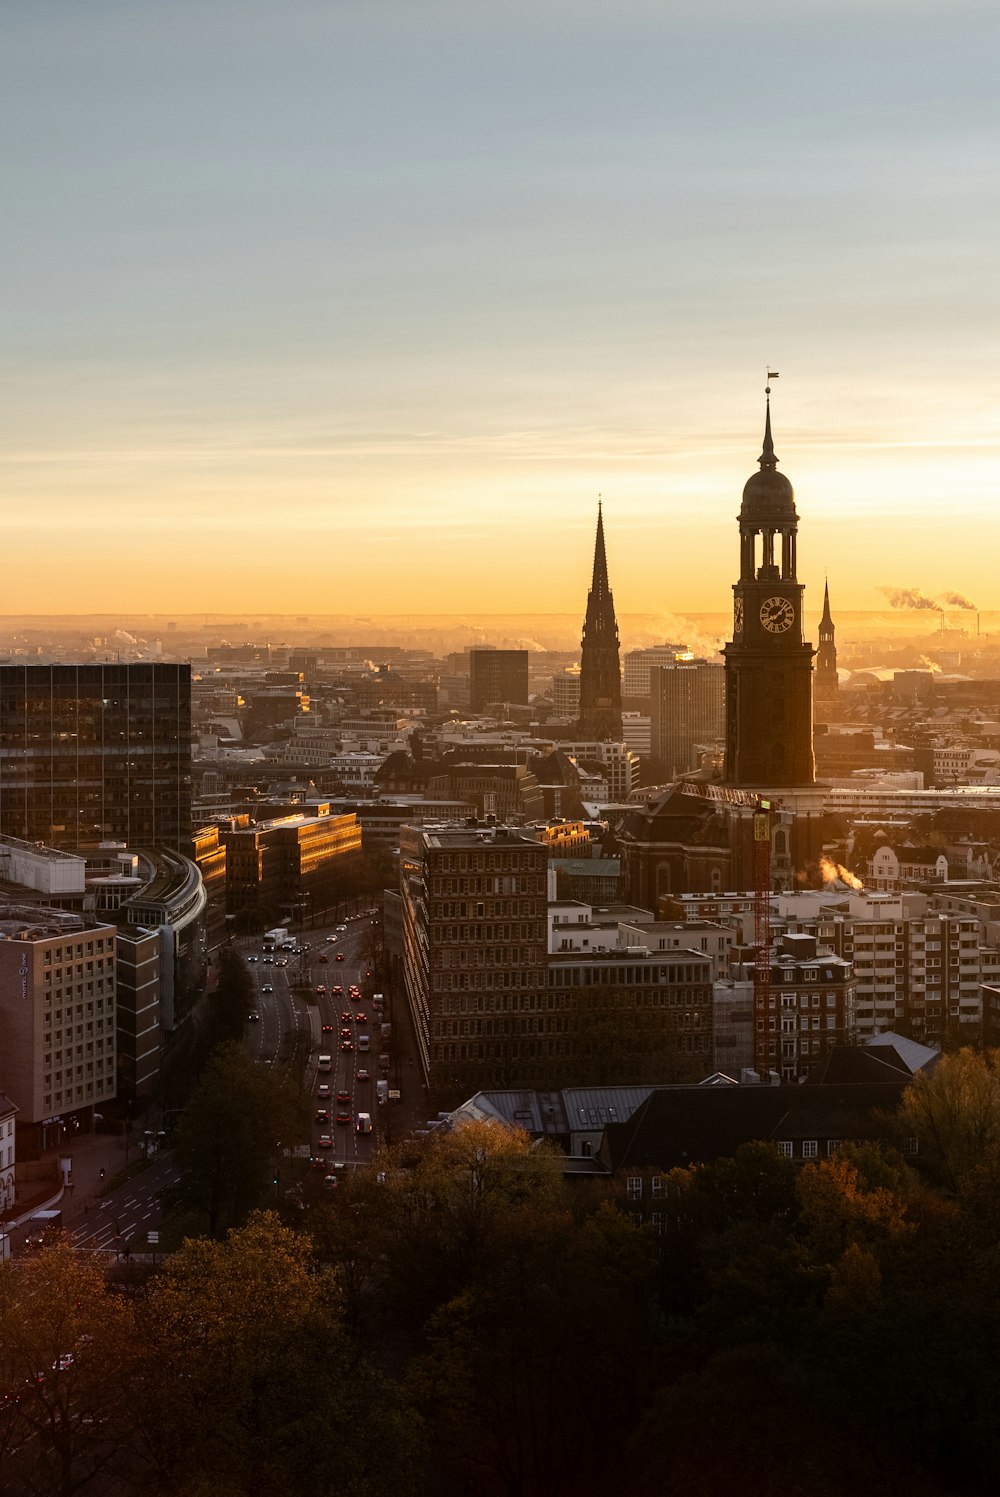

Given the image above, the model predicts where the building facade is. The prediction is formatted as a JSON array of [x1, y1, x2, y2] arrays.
[[0, 664, 192, 851], [399, 823, 550, 1094], [469, 650, 530, 713], [0, 910, 117, 1154], [650, 660, 725, 776]]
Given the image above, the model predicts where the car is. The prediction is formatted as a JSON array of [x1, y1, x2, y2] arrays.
[[332, 985, 344, 995], [336, 1090, 351, 1104], [335, 952, 345, 961], [317, 1083, 331, 1098], [317, 1135, 333, 1150], [355, 1068, 370, 1082], [247, 1011, 260, 1022], [276, 958, 288, 967], [315, 1109, 330, 1124], [340, 1011, 352, 1023], [315, 985, 327, 995], [262, 956, 274, 964], [355, 1012, 367, 1024], [340, 1030, 352, 1042], [318, 954, 329, 963], [309, 1156, 328, 1170], [336, 1113, 351, 1125], [336, 925, 347, 933], [262, 984, 273, 994], [323, 1173, 340, 1189], [247, 954, 259, 963], [322, 1023, 334, 1034], [340, 1040, 354, 1052]]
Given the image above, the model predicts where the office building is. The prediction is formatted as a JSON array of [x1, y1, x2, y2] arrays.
[[468, 650, 529, 713], [0, 664, 192, 851], [650, 660, 724, 776]]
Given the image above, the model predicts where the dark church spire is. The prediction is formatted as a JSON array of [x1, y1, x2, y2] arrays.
[[815, 575, 839, 707], [577, 499, 623, 741]]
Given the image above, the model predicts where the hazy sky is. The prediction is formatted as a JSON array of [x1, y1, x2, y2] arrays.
[[3, 0, 998, 619]]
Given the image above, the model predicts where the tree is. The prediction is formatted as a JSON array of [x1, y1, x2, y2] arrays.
[[898, 1047, 1000, 1189], [133, 1212, 422, 1497], [0, 1242, 141, 1497], [172, 1044, 310, 1236]]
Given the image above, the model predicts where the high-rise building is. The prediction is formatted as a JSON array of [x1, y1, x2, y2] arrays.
[[814, 579, 839, 710], [723, 396, 815, 786], [622, 643, 690, 700], [468, 650, 529, 713], [399, 823, 550, 1093], [577, 503, 623, 740], [0, 664, 192, 851], [650, 660, 725, 776]]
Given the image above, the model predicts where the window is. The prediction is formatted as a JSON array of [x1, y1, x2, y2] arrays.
[[802, 1140, 818, 1159], [903, 1136, 919, 1156], [626, 1176, 642, 1201], [827, 1139, 841, 1156], [777, 1141, 793, 1159]]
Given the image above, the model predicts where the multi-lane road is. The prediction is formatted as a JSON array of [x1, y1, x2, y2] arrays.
[[68, 1153, 179, 1256], [243, 914, 384, 1172]]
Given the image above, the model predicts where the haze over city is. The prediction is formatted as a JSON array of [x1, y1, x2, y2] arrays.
[[4, 0, 999, 616]]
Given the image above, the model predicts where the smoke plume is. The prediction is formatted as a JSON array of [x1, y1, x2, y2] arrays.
[[941, 592, 976, 610], [880, 587, 942, 612]]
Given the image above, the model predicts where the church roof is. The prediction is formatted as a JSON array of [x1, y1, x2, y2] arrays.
[[740, 396, 796, 521]]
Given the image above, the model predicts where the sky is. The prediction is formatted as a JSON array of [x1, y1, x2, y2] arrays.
[[3, 0, 999, 619]]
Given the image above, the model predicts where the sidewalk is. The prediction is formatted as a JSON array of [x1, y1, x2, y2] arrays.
[[10, 1130, 132, 1232]]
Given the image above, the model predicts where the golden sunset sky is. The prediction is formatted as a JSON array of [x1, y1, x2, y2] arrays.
[[3, 0, 998, 617]]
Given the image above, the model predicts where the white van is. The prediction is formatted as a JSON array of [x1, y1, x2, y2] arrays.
[[355, 1112, 372, 1135]]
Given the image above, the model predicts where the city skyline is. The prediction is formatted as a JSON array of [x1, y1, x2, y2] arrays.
[[4, 0, 998, 615]]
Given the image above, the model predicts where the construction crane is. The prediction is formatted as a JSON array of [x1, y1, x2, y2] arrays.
[[752, 798, 774, 1077]]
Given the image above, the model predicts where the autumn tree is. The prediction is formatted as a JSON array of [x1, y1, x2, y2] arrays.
[[133, 1212, 422, 1497], [0, 1242, 141, 1497], [898, 1047, 1000, 1189]]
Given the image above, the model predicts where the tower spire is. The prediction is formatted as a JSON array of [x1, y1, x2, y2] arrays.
[[759, 370, 779, 469], [577, 498, 622, 741]]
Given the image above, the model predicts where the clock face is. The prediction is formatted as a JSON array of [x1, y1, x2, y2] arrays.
[[734, 597, 744, 634], [760, 596, 795, 633]]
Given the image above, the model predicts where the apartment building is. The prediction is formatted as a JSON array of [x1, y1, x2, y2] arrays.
[[0, 911, 117, 1154]]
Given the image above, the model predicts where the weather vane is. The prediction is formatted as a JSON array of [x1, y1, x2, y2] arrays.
[[765, 368, 780, 396]]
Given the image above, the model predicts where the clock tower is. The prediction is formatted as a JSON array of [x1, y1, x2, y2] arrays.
[[723, 391, 815, 786]]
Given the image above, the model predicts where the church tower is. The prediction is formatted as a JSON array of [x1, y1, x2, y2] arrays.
[[814, 578, 839, 708], [577, 501, 623, 741], [723, 391, 815, 786]]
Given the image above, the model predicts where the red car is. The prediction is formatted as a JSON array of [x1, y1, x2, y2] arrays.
[[335, 953, 345, 962], [318, 954, 329, 963], [336, 1090, 351, 1104]]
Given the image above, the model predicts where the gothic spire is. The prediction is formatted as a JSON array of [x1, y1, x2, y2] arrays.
[[759, 393, 778, 470], [820, 576, 833, 626], [578, 499, 622, 741]]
